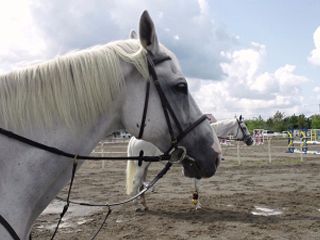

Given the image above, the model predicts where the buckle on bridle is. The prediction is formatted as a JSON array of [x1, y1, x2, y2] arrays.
[[169, 146, 187, 164]]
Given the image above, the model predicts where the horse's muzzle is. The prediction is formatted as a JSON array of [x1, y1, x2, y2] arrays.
[[245, 136, 254, 146], [182, 147, 220, 179]]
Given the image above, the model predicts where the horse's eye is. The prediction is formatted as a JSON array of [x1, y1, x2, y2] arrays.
[[175, 82, 188, 94]]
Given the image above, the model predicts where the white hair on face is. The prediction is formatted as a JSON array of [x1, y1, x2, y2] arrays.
[[0, 39, 149, 131]]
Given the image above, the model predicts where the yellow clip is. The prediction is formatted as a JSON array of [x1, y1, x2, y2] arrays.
[[192, 191, 199, 205], [192, 199, 198, 205]]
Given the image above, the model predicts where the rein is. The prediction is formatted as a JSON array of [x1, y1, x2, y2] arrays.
[[0, 127, 169, 162], [0, 51, 208, 240]]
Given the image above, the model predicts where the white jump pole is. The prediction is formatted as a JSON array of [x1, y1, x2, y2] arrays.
[[237, 141, 241, 165], [267, 138, 272, 164], [101, 141, 105, 169], [300, 143, 304, 162]]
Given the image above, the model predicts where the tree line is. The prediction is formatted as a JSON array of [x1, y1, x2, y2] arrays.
[[244, 111, 320, 133]]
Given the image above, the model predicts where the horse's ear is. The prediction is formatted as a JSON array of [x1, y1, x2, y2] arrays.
[[139, 10, 159, 54], [129, 30, 138, 39], [239, 115, 243, 121]]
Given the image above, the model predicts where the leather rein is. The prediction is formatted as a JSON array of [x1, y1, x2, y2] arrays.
[[0, 51, 208, 240]]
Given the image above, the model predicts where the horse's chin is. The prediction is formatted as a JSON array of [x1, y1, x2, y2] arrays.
[[182, 163, 201, 179], [182, 153, 220, 179]]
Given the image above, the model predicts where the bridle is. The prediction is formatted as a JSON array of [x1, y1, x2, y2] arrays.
[[235, 117, 254, 146], [138, 51, 208, 156], [0, 51, 209, 240]]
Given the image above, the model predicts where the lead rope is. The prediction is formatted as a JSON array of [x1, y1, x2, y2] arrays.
[[49, 138, 182, 240], [50, 156, 78, 240], [52, 161, 174, 240], [88, 207, 112, 240]]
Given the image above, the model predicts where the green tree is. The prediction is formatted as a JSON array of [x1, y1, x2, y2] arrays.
[[245, 115, 266, 132], [286, 114, 298, 129], [297, 114, 308, 129], [272, 111, 285, 132], [311, 115, 320, 129], [266, 118, 274, 130]]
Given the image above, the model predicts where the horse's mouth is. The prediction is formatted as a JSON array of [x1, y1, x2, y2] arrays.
[[182, 154, 219, 179], [245, 136, 254, 146], [182, 159, 201, 178]]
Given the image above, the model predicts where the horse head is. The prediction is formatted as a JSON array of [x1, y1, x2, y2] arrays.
[[121, 11, 220, 178], [236, 115, 254, 146]]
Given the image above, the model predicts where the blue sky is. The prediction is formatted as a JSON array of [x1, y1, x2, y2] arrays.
[[209, 0, 320, 117], [213, 1, 319, 74], [0, 0, 319, 119]]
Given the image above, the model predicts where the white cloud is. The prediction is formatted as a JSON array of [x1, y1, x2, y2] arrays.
[[314, 87, 320, 103], [174, 35, 180, 40], [220, 42, 265, 85], [0, 0, 47, 73], [25, 0, 239, 79], [0, 0, 239, 79], [308, 26, 320, 66], [1, 0, 315, 119], [198, 0, 209, 16], [314, 86, 320, 93], [189, 44, 309, 119]]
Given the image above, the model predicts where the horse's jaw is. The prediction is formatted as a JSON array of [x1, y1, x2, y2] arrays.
[[182, 145, 220, 179]]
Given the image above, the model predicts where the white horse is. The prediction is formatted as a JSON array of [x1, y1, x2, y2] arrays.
[[126, 116, 253, 210], [0, 11, 221, 240]]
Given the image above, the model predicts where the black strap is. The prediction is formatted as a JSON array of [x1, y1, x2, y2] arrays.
[[146, 54, 183, 134], [176, 115, 208, 143], [0, 128, 168, 162], [137, 81, 150, 139], [152, 56, 172, 65], [56, 161, 173, 208], [166, 115, 208, 154], [54, 161, 172, 240], [88, 207, 111, 240], [144, 52, 210, 159], [0, 214, 20, 240], [146, 54, 181, 148], [50, 157, 78, 240]]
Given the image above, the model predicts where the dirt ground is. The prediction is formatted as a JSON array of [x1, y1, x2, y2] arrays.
[[32, 138, 320, 240]]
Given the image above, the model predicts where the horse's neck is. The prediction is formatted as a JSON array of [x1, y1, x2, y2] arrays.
[[0, 109, 121, 238], [0, 86, 126, 240], [212, 120, 237, 138]]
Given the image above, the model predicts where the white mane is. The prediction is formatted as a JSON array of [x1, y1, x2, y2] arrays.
[[0, 39, 149, 130]]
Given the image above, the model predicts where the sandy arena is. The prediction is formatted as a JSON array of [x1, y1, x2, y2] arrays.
[[31, 138, 320, 240]]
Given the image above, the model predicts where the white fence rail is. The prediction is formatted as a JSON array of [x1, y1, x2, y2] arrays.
[[91, 138, 129, 168]]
